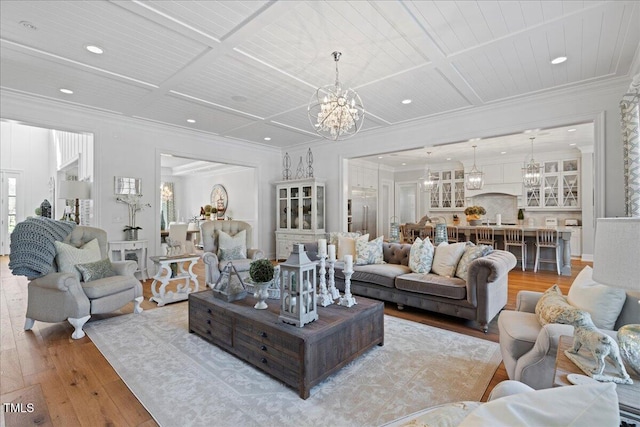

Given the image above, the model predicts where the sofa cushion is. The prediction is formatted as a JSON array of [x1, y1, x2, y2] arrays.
[[55, 238, 101, 281], [383, 243, 411, 265], [498, 310, 540, 361], [76, 257, 116, 282], [217, 230, 246, 260], [356, 235, 385, 265], [535, 284, 579, 326], [431, 242, 466, 277], [567, 266, 626, 330], [329, 231, 360, 247], [81, 274, 138, 299], [395, 273, 467, 299], [409, 237, 434, 273], [338, 234, 368, 261], [348, 263, 411, 288], [455, 243, 493, 281]]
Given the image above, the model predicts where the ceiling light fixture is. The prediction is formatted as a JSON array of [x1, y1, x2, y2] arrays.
[[20, 21, 37, 30], [465, 145, 484, 190], [264, 137, 271, 141], [85, 45, 104, 54], [187, 119, 196, 123], [551, 56, 567, 65], [522, 137, 541, 188], [419, 151, 438, 192], [59, 88, 74, 94], [568, 128, 577, 132], [308, 51, 364, 141], [401, 99, 412, 104]]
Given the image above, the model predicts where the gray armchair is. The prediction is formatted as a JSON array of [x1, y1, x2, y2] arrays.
[[24, 226, 143, 339], [200, 220, 264, 285]]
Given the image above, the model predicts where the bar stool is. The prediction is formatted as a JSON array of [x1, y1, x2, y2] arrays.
[[504, 228, 527, 271], [534, 228, 561, 274], [421, 225, 436, 242], [475, 227, 495, 247], [447, 226, 459, 243]]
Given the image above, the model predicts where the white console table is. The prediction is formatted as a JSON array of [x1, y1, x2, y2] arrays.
[[108, 240, 148, 280], [149, 254, 200, 306]]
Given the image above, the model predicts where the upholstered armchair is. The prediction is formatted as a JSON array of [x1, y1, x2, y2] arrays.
[[200, 220, 264, 286], [498, 269, 639, 389], [24, 226, 144, 339]]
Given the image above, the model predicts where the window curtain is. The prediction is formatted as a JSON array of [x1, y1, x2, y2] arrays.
[[620, 73, 640, 217]]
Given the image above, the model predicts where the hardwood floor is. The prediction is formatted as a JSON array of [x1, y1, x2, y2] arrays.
[[0, 255, 591, 426]]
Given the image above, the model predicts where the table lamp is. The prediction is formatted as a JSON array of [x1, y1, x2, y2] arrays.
[[58, 180, 91, 224], [592, 217, 640, 374]]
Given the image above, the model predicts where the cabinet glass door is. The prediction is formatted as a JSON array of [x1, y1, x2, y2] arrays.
[[563, 173, 579, 207], [544, 175, 559, 207], [302, 185, 312, 230], [442, 182, 452, 208], [279, 187, 288, 228], [290, 187, 300, 229], [454, 182, 465, 207], [316, 185, 325, 230]]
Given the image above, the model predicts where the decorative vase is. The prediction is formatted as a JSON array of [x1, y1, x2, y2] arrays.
[[253, 281, 271, 310], [125, 229, 138, 241]]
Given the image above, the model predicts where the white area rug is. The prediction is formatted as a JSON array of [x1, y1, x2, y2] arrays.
[[85, 302, 501, 427]]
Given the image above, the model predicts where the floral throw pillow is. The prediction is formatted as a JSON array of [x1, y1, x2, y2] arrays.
[[455, 243, 494, 281], [355, 235, 385, 265], [75, 257, 116, 282], [409, 237, 434, 273], [217, 230, 247, 261]]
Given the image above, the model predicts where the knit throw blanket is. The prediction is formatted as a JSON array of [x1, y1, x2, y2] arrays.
[[9, 217, 76, 279]]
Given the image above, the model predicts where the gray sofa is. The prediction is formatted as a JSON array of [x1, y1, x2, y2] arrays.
[[306, 242, 517, 332]]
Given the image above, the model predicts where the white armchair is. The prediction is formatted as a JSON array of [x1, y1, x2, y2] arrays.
[[200, 220, 264, 286]]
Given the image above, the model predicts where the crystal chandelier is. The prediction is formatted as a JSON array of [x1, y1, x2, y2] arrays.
[[522, 137, 541, 188], [419, 152, 438, 192], [308, 51, 365, 141], [465, 145, 484, 190]]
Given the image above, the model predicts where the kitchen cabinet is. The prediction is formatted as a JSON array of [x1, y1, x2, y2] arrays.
[[275, 178, 325, 260], [569, 227, 581, 257], [349, 164, 377, 190], [429, 169, 465, 210], [524, 158, 580, 210]]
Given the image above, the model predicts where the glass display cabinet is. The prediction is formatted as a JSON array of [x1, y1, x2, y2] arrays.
[[524, 158, 580, 209], [275, 178, 325, 260]]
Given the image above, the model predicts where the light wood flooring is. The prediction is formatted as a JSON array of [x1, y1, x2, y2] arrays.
[[0, 255, 590, 426]]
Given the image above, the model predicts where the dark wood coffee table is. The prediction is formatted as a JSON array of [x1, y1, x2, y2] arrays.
[[188, 291, 384, 399]]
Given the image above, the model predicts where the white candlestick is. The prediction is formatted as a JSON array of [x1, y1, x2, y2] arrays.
[[328, 244, 336, 261], [318, 238, 327, 257], [345, 254, 353, 271]]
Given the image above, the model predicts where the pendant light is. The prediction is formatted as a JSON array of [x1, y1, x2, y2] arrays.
[[419, 152, 437, 192], [465, 145, 484, 190], [522, 137, 541, 188]]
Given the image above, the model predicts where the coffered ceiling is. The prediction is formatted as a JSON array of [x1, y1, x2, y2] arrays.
[[1, 1, 638, 156]]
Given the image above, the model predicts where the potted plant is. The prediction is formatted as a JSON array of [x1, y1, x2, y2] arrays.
[[517, 208, 525, 225], [464, 206, 486, 225], [116, 194, 151, 240], [452, 214, 460, 225], [249, 259, 275, 310]]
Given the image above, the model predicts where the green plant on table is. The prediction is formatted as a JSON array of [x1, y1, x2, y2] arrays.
[[249, 259, 275, 283]]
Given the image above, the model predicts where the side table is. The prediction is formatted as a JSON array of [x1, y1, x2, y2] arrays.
[[149, 254, 200, 306], [108, 240, 148, 280], [555, 335, 640, 422]]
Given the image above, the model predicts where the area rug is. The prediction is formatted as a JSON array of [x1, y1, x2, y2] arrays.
[[85, 303, 501, 427]]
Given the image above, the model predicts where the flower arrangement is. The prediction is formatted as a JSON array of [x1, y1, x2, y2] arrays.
[[116, 194, 151, 231], [464, 206, 486, 216]]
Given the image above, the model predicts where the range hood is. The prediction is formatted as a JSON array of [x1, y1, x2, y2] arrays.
[[465, 183, 522, 197]]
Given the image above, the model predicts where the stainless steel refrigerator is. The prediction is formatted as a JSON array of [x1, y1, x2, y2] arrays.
[[350, 187, 377, 238]]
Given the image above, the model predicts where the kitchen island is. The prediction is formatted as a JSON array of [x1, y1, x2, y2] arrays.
[[454, 226, 573, 276]]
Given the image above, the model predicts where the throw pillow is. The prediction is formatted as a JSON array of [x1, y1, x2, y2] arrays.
[[431, 242, 466, 277], [409, 237, 435, 273], [55, 238, 101, 281], [75, 257, 116, 282], [567, 266, 627, 330], [455, 243, 494, 281], [329, 231, 361, 247], [535, 284, 583, 326], [355, 235, 385, 265], [337, 234, 368, 261], [217, 230, 247, 261]]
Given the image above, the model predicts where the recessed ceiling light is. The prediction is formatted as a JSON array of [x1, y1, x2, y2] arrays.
[[501, 151, 507, 155], [446, 157, 452, 161], [264, 137, 271, 141], [469, 138, 481, 142], [551, 56, 567, 65], [231, 95, 248, 102], [567, 128, 577, 132], [401, 99, 412, 104], [85, 45, 104, 55], [20, 21, 37, 30], [523, 128, 540, 134], [569, 143, 577, 146], [401, 162, 406, 166], [59, 88, 74, 94], [377, 156, 383, 159], [187, 119, 196, 123]]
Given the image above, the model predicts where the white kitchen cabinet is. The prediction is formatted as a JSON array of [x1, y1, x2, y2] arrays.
[[569, 227, 581, 257], [429, 169, 465, 210], [524, 158, 580, 210]]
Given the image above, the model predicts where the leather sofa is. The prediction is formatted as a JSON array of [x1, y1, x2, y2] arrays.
[[498, 288, 640, 389], [306, 241, 517, 332]]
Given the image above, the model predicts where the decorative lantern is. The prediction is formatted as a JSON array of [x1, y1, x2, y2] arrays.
[[389, 216, 400, 243], [433, 217, 447, 245], [279, 244, 318, 327]]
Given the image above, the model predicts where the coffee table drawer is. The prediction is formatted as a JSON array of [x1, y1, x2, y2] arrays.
[[234, 328, 300, 369], [234, 318, 301, 355], [189, 299, 232, 347]]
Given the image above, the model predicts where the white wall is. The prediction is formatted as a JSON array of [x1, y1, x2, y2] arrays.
[[1, 91, 282, 260]]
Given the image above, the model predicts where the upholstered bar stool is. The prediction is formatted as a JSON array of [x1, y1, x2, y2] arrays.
[[475, 227, 495, 247], [504, 228, 527, 271], [534, 228, 561, 274], [446, 226, 459, 243]]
